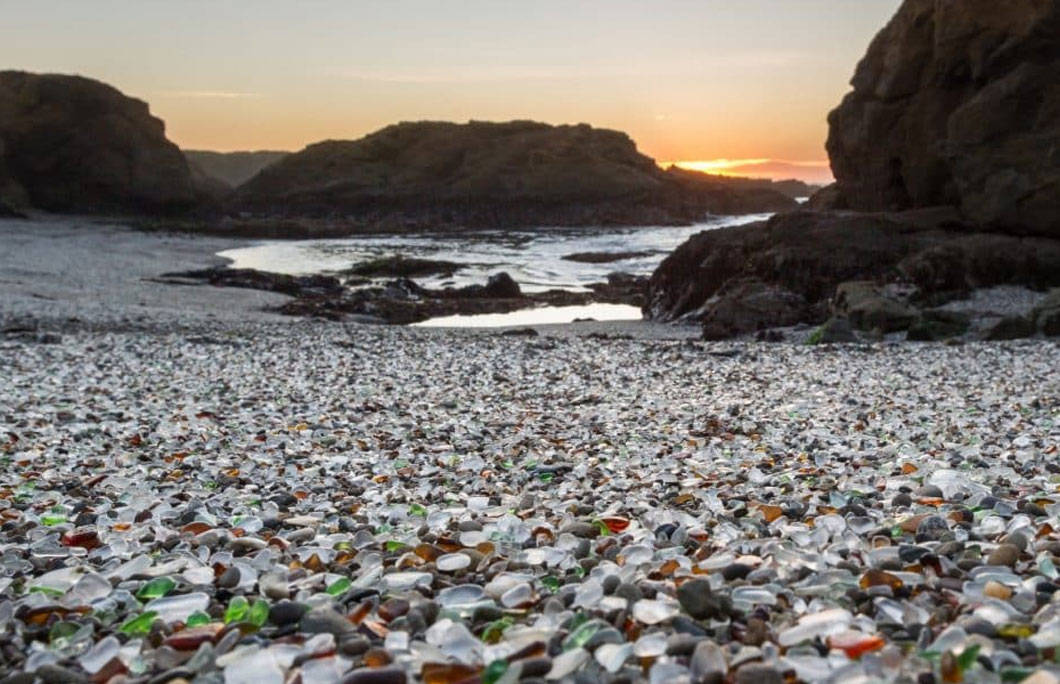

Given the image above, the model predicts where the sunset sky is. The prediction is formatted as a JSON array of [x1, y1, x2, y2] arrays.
[[1, 1, 901, 183]]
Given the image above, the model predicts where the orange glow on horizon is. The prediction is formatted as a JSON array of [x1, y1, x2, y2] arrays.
[[664, 159, 834, 184], [664, 159, 773, 174]]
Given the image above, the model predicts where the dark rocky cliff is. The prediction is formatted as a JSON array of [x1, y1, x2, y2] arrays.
[[234, 120, 796, 228], [0, 71, 196, 214], [648, 0, 1060, 339]]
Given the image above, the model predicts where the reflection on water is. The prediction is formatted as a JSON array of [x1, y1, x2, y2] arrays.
[[216, 214, 769, 294], [413, 304, 643, 328]]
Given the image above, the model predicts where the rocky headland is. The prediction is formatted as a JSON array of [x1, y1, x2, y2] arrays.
[[648, 0, 1060, 342], [233, 120, 797, 231], [0, 71, 200, 216], [0, 73, 799, 234]]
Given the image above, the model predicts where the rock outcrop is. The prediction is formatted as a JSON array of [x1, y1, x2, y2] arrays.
[[649, 207, 1060, 339], [648, 0, 1060, 339], [235, 120, 796, 228], [826, 0, 1060, 236], [0, 71, 196, 214]]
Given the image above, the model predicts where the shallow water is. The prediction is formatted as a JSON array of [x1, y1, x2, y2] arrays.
[[217, 214, 769, 294], [412, 303, 643, 328]]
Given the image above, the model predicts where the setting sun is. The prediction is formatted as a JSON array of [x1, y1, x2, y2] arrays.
[[665, 159, 834, 184]]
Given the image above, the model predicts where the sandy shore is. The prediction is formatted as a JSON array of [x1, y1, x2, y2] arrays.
[[0, 217, 699, 340], [0, 217, 293, 331]]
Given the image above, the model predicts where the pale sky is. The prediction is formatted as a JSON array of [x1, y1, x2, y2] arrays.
[[1, 1, 901, 181]]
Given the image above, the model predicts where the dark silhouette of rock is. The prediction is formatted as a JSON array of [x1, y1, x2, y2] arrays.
[[157, 268, 344, 298], [826, 0, 1060, 236], [1033, 290, 1060, 336], [0, 71, 196, 214], [647, 208, 1060, 338], [833, 281, 917, 333], [184, 150, 288, 188], [811, 317, 857, 345], [648, 0, 1060, 339], [664, 167, 821, 200], [983, 316, 1037, 341], [481, 272, 522, 299], [235, 120, 796, 228], [345, 255, 463, 279], [561, 251, 655, 264], [648, 209, 956, 324], [906, 310, 971, 341], [700, 278, 809, 341]]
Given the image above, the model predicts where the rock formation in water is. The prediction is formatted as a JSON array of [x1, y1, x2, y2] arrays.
[[183, 150, 288, 188], [234, 120, 796, 228], [648, 0, 1060, 340], [0, 71, 197, 214], [826, 0, 1060, 236]]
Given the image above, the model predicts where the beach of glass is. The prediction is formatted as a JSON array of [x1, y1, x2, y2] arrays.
[[2, 320, 1059, 684]]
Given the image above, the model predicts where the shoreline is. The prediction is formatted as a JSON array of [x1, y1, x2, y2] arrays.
[[0, 217, 702, 340]]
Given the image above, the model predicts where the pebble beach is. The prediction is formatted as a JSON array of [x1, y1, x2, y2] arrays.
[[3, 221, 1060, 684]]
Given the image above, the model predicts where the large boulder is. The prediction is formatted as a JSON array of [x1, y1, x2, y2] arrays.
[[647, 208, 955, 324], [235, 120, 796, 227], [826, 0, 1060, 236], [646, 208, 1060, 336], [833, 281, 918, 333], [701, 279, 809, 340], [0, 71, 196, 214], [1033, 289, 1060, 336]]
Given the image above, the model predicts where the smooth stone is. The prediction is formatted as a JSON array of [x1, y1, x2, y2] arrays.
[[677, 579, 717, 620], [987, 544, 1020, 567], [1004, 531, 1030, 551], [559, 522, 597, 538], [35, 666, 87, 684], [147, 670, 195, 684], [691, 640, 727, 680], [337, 635, 371, 657], [734, 663, 782, 684], [721, 564, 752, 581], [915, 516, 949, 542], [614, 583, 644, 604], [216, 566, 240, 589], [520, 657, 554, 678], [665, 633, 703, 656], [671, 616, 709, 637], [338, 667, 407, 684], [300, 608, 355, 637], [584, 627, 625, 650], [269, 601, 308, 626]]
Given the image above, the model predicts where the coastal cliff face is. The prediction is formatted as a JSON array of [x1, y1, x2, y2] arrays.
[[648, 0, 1060, 338], [0, 71, 197, 214], [826, 0, 1060, 236], [234, 120, 796, 227]]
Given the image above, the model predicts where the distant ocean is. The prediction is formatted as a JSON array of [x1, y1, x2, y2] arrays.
[[218, 214, 771, 295]]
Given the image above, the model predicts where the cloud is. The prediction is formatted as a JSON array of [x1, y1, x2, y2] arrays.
[[158, 90, 263, 99], [337, 52, 822, 86]]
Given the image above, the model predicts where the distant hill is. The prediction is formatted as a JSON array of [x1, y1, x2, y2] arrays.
[[0, 70, 197, 214], [184, 150, 289, 188], [235, 120, 796, 228], [664, 167, 821, 200]]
